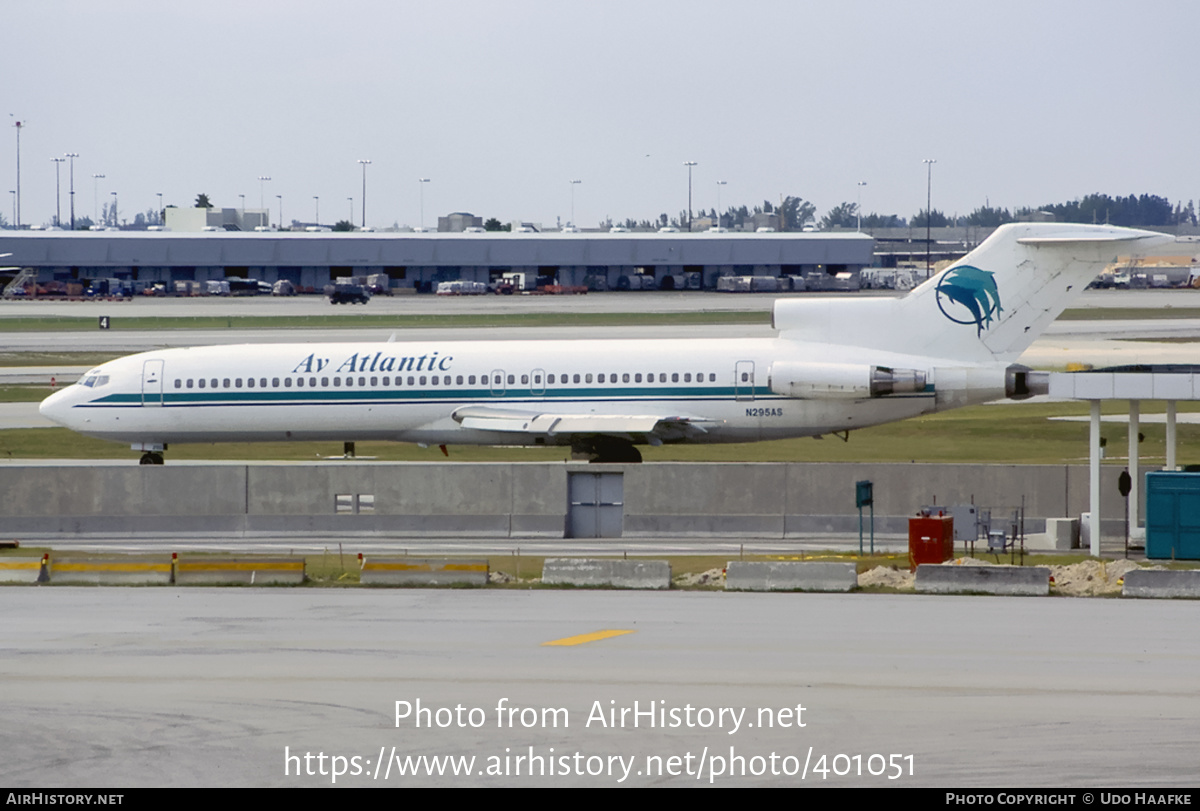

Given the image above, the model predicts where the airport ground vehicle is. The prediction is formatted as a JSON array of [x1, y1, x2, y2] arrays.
[[328, 284, 370, 304]]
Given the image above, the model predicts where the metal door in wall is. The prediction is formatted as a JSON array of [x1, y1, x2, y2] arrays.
[[567, 472, 624, 538]]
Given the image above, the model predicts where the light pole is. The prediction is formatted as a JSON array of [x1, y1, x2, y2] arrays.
[[156, 193, 163, 225], [683, 161, 697, 231], [276, 194, 283, 230], [238, 193, 245, 215], [257, 176, 271, 211], [313, 196, 319, 226], [716, 180, 727, 229], [923, 159, 936, 276], [51, 157, 65, 227], [418, 178, 430, 230], [568, 179, 581, 227], [856, 181, 867, 232], [357, 159, 371, 228], [8, 190, 14, 228], [12, 118, 23, 228], [348, 197, 354, 226], [92, 173, 105, 224], [65, 153, 78, 230], [110, 191, 118, 228]]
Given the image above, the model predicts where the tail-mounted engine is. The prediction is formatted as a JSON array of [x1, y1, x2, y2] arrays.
[[769, 362, 927, 400]]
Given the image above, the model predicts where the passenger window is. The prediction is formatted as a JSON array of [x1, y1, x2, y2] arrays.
[[468, 375, 476, 385], [322, 377, 329, 387], [284, 378, 292, 388], [444, 376, 451, 385], [456, 375, 463, 385], [672, 373, 679, 383], [235, 378, 242, 388], [684, 373, 691, 383], [310, 378, 316, 387], [709, 373, 716, 382], [223, 379, 230, 388], [585, 373, 593, 383], [210, 379, 218, 388], [522, 374, 529, 385], [408, 376, 415, 386], [272, 378, 280, 388], [598, 374, 605, 384], [187, 379, 194, 389], [741, 372, 749, 382], [573, 374, 581, 384], [383, 376, 390, 386], [548, 374, 555, 384], [507, 374, 514, 385], [247, 378, 255, 388], [420, 376, 427, 385], [623, 373, 630, 383], [430, 376, 438, 386], [174, 380, 181, 389], [198, 379, 206, 389], [659, 373, 666, 383], [635, 373, 642, 383], [260, 378, 267, 388], [359, 377, 366, 387]]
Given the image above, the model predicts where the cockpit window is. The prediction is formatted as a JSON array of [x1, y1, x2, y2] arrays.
[[79, 375, 110, 388]]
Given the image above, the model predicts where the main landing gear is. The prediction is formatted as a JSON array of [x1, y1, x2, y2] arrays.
[[574, 438, 643, 464], [135, 443, 167, 465]]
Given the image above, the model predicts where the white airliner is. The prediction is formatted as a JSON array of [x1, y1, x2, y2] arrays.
[[39, 223, 1171, 464]]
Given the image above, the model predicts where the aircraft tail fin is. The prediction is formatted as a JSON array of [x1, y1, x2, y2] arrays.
[[774, 223, 1174, 364]]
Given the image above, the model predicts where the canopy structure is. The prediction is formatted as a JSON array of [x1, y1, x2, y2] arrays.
[[1049, 366, 1200, 555]]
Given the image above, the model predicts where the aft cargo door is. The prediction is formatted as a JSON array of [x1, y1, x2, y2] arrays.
[[567, 471, 623, 538], [141, 360, 164, 407]]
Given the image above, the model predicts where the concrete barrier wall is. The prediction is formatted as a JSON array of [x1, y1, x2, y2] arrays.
[[0, 462, 1131, 539], [542, 559, 671, 589], [725, 561, 857, 592], [915, 564, 1051, 596]]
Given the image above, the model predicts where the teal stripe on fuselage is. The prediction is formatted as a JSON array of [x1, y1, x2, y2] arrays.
[[79, 384, 777, 407]]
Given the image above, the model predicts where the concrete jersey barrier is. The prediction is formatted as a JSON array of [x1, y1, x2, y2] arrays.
[[725, 561, 857, 592], [541, 559, 670, 590], [915, 564, 1050, 596], [1122, 569, 1200, 599]]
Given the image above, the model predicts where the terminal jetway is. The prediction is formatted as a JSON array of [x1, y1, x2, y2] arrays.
[[1049, 366, 1200, 556]]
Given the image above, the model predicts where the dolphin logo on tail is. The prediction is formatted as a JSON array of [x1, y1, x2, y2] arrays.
[[935, 265, 1003, 336]]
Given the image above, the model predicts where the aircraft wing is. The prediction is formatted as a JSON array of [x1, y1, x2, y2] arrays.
[[451, 405, 720, 440]]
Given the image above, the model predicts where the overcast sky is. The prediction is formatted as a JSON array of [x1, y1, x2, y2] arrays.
[[4, 0, 1197, 229]]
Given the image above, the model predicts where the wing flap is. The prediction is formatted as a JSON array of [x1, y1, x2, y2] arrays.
[[452, 405, 718, 438]]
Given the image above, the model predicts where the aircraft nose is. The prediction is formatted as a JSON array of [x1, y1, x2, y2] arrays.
[[38, 388, 71, 426]]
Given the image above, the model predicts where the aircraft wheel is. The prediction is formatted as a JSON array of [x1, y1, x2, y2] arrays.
[[139, 452, 165, 465], [589, 442, 642, 464]]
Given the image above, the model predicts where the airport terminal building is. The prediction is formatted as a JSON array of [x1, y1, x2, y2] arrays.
[[0, 231, 873, 293]]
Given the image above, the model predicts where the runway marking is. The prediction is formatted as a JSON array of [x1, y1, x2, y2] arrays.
[[542, 629, 635, 647]]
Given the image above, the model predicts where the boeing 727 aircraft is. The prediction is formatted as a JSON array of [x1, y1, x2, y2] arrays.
[[39, 223, 1171, 463]]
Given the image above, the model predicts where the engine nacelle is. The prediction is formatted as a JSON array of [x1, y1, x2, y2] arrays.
[[1006, 365, 1049, 400], [769, 361, 928, 400]]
